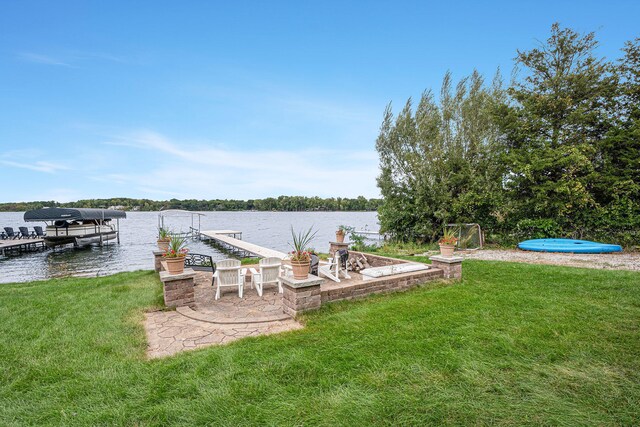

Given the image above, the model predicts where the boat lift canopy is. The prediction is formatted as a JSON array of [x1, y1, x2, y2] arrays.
[[24, 207, 126, 222]]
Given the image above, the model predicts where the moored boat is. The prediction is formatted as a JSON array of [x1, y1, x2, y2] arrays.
[[24, 207, 126, 248]]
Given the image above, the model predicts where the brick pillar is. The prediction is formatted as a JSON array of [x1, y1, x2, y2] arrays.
[[280, 275, 324, 317], [329, 241, 350, 257], [153, 250, 165, 272], [429, 255, 464, 280], [159, 268, 196, 308]]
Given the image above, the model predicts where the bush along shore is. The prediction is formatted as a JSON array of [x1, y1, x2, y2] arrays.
[[376, 24, 640, 247]]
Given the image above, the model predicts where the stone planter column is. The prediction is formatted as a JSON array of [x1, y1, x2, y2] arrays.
[[280, 274, 324, 317], [159, 268, 196, 308], [429, 255, 464, 280], [329, 241, 350, 257], [153, 250, 165, 272]]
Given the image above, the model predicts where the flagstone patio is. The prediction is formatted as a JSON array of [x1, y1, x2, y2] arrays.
[[146, 252, 459, 358], [144, 271, 302, 358]]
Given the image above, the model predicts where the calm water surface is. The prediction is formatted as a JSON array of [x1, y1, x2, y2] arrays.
[[0, 211, 378, 284]]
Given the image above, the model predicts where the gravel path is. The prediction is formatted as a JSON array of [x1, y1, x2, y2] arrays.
[[461, 249, 640, 271]]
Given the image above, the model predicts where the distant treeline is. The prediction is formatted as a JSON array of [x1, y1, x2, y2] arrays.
[[0, 196, 382, 212]]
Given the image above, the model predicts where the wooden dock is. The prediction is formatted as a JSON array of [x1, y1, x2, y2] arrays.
[[0, 238, 47, 255], [204, 229, 243, 239], [200, 230, 287, 259]]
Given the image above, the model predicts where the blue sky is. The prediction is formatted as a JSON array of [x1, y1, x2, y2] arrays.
[[1, 1, 638, 202]]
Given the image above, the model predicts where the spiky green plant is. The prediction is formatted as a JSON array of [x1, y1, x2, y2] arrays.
[[338, 225, 353, 233], [438, 227, 458, 245], [157, 227, 171, 240], [289, 226, 318, 262], [163, 235, 188, 258]]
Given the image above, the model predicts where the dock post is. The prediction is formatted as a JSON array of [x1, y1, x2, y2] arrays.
[[99, 211, 104, 246]]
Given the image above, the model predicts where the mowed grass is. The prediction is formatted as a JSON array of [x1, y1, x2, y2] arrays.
[[0, 262, 639, 426]]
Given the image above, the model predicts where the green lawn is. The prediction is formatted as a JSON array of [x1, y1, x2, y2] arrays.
[[1, 261, 639, 426]]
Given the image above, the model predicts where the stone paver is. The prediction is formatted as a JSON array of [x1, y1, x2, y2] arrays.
[[192, 271, 291, 322], [144, 311, 302, 358], [144, 270, 302, 358]]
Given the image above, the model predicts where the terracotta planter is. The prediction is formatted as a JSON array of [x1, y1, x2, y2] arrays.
[[291, 260, 311, 280], [335, 231, 345, 243], [439, 244, 455, 257], [165, 256, 186, 275], [157, 239, 170, 252]]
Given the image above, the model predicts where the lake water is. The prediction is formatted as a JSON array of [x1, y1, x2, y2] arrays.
[[0, 211, 379, 284]]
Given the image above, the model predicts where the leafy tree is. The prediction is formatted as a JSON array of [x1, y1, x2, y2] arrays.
[[376, 70, 505, 241]]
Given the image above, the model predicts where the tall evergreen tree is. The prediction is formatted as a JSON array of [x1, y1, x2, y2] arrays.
[[495, 23, 618, 237], [594, 38, 640, 243], [601, 38, 640, 193]]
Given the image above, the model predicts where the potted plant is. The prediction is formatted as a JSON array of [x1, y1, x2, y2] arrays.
[[289, 226, 318, 280], [163, 235, 188, 274], [335, 225, 350, 243], [157, 227, 171, 252], [438, 228, 458, 257]]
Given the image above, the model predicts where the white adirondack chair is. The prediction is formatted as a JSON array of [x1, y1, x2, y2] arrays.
[[318, 251, 351, 283], [249, 257, 283, 297], [213, 259, 245, 299]]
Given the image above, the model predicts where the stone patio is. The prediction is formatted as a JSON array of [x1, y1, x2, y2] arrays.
[[144, 271, 302, 358], [190, 271, 292, 322], [146, 253, 461, 358]]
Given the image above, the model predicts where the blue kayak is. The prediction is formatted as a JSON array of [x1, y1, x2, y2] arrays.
[[518, 238, 622, 254]]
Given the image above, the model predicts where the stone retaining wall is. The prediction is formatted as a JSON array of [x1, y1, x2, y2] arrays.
[[152, 250, 463, 316], [153, 250, 165, 272], [159, 269, 196, 308], [280, 252, 463, 316], [280, 275, 324, 317], [321, 268, 443, 304], [430, 255, 464, 279], [329, 241, 350, 257]]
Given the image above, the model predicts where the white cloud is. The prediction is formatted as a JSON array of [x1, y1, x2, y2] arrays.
[[0, 160, 69, 173], [103, 130, 381, 199], [71, 51, 127, 63], [18, 50, 130, 68], [18, 52, 72, 67]]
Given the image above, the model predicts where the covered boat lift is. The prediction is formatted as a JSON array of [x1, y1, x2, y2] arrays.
[[24, 207, 126, 247]]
